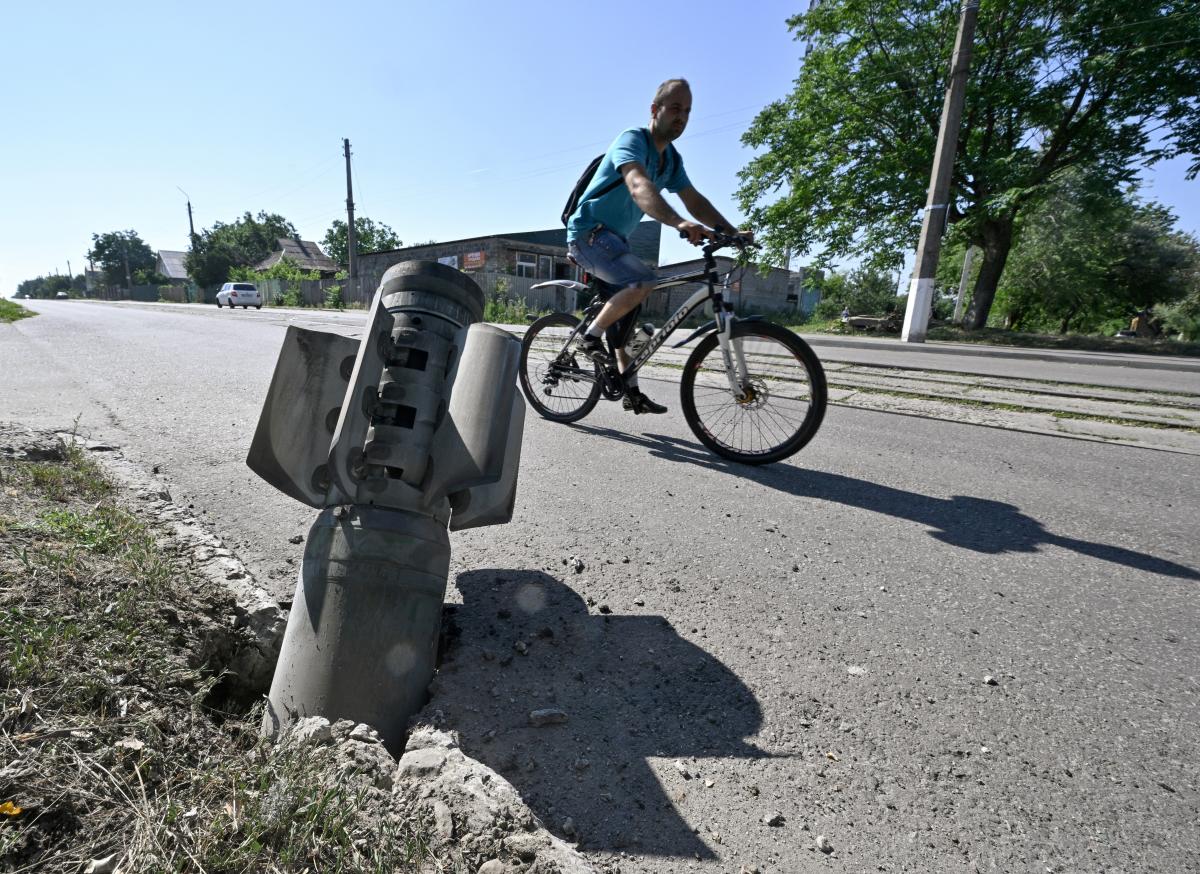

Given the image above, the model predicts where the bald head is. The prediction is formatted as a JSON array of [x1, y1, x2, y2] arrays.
[[653, 78, 691, 105]]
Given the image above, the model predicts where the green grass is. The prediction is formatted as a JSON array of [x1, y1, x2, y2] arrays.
[[3, 441, 113, 503], [0, 299, 34, 323]]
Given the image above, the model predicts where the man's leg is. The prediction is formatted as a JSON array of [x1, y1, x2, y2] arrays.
[[567, 231, 662, 416], [590, 283, 653, 334]]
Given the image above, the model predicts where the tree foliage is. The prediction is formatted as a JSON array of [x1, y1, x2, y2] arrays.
[[321, 217, 401, 266], [811, 267, 904, 319], [185, 211, 296, 288], [88, 230, 156, 288], [990, 172, 1199, 333], [738, 0, 1200, 329], [16, 274, 85, 299], [1159, 283, 1200, 341]]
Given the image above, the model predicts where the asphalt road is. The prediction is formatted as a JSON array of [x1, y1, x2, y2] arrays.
[[3, 299, 1198, 872]]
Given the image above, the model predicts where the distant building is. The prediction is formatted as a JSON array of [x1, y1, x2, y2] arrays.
[[651, 257, 821, 318], [356, 222, 662, 308], [254, 237, 339, 277], [155, 250, 190, 285]]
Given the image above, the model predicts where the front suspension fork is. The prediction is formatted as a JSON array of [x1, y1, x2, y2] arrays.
[[714, 309, 749, 400]]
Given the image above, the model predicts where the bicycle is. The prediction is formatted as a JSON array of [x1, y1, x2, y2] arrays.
[[519, 230, 827, 465]]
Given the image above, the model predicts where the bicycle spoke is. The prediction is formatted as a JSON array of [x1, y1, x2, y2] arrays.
[[682, 325, 825, 462], [519, 317, 602, 422]]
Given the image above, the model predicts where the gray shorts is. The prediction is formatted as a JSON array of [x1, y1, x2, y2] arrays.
[[567, 228, 656, 289]]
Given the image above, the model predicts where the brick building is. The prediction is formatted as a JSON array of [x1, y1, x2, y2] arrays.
[[356, 223, 661, 308], [648, 257, 822, 319]]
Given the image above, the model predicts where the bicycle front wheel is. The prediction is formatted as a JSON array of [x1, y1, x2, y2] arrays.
[[680, 321, 827, 464], [519, 312, 603, 423]]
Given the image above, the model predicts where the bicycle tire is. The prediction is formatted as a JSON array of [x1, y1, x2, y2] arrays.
[[519, 312, 603, 423], [680, 321, 827, 464]]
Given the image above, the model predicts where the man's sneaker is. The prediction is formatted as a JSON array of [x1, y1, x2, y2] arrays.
[[577, 334, 613, 365], [622, 388, 668, 415]]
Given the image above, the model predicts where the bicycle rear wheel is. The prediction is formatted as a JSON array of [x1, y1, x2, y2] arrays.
[[519, 312, 603, 423], [680, 321, 827, 464]]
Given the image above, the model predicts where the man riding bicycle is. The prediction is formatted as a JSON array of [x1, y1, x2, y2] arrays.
[[566, 77, 751, 414]]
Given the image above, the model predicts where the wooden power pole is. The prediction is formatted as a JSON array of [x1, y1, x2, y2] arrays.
[[900, 0, 979, 343]]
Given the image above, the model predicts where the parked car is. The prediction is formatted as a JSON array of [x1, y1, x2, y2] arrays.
[[55, 291, 69, 299], [216, 282, 263, 310]]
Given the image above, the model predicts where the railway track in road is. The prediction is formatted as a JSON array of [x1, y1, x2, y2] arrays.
[[518, 329, 1200, 454]]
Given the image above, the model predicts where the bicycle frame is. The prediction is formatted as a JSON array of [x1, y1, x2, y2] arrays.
[[536, 242, 752, 400]]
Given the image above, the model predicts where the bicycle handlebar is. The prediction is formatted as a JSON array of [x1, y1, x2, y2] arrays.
[[678, 225, 760, 255]]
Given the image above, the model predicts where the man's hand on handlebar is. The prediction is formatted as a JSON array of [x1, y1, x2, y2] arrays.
[[676, 221, 710, 245], [677, 223, 761, 253]]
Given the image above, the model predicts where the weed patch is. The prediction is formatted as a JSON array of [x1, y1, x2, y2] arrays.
[[0, 300, 35, 323]]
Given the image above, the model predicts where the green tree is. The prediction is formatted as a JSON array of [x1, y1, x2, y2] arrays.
[[185, 211, 296, 288], [1159, 283, 1200, 341], [88, 230, 156, 288], [993, 173, 1199, 333], [230, 257, 322, 307], [812, 266, 901, 319], [321, 217, 401, 266], [1106, 203, 1199, 315], [738, 0, 1200, 330]]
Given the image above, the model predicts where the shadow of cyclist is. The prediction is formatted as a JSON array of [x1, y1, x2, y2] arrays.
[[568, 423, 1199, 581], [434, 569, 767, 859]]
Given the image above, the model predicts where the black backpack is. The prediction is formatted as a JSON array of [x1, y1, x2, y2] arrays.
[[560, 129, 677, 226]]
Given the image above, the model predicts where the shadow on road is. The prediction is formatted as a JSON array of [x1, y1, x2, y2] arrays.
[[570, 424, 1200, 581], [438, 569, 768, 858]]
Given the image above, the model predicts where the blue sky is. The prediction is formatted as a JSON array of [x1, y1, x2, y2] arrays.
[[1, 0, 1195, 296]]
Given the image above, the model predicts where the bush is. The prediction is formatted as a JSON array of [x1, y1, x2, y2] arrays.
[[1158, 299, 1200, 341], [812, 267, 901, 319], [276, 287, 302, 308], [484, 296, 541, 323]]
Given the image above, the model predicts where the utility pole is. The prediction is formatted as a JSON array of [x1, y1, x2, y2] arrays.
[[900, 0, 979, 343], [122, 235, 133, 291], [343, 138, 358, 280], [177, 187, 197, 244], [177, 187, 197, 304], [951, 245, 978, 325]]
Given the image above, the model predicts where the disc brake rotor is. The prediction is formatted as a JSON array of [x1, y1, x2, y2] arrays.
[[736, 378, 769, 409]]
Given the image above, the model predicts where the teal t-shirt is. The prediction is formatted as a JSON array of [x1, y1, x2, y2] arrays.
[[566, 127, 692, 242]]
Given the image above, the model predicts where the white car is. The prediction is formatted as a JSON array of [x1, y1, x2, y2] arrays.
[[216, 282, 263, 310]]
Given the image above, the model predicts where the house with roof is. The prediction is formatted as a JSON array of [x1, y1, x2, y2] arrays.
[[155, 250, 190, 285], [254, 237, 340, 277]]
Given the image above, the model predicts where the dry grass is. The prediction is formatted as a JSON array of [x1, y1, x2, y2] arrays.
[[0, 434, 430, 873]]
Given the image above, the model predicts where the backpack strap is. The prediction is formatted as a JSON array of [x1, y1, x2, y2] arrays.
[[570, 129, 675, 223]]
